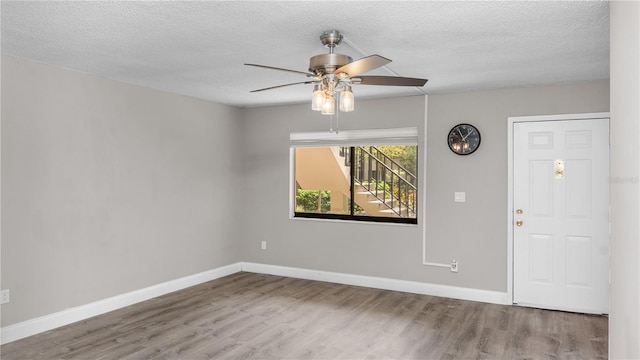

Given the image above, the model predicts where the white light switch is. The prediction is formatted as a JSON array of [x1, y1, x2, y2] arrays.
[[454, 192, 466, 202]]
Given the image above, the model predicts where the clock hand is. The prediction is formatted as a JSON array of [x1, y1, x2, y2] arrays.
[[462, 129, 474, 141], [457, 128, 464, 138]]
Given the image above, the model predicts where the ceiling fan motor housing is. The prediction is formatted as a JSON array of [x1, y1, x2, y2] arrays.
[[309, 53, 353, 75]]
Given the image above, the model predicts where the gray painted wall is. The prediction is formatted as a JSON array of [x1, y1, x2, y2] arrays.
[[1, 56, 243, 326], [241, 82, 609, 293], [240, 96, 427, 282], [425, 84, 609, 291], [609, 1, 640, 358], [0, 54, 612, 333]]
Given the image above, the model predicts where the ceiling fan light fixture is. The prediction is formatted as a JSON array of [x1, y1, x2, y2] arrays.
[[312, 84, 325, 111], [339, 85, 354, 112], [321, 93, 335, 115]]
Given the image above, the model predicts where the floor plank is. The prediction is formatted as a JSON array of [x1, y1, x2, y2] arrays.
[[0, 272, 608, 359]]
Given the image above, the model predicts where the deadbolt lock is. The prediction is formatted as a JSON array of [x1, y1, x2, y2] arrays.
[[516, 209, 523, 214]]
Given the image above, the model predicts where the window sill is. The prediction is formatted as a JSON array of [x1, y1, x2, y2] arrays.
[[290, 213, 418, 226]]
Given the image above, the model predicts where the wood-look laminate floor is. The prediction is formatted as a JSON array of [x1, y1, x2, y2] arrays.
[[1, 272, 608, 359]]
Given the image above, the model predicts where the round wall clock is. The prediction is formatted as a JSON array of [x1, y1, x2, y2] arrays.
[[448, 123, 481, 155]]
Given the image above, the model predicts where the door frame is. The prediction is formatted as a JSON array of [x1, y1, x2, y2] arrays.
[[506, 112, 610, 305]]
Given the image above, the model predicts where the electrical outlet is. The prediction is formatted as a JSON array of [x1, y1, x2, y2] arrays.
[[1, 289, 10, 304], [261, 241, 267, 250], [450, 260, 458, 273]]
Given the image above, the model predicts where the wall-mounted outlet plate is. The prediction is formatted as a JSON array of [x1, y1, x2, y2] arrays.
[[450, 260, 458, 273], [261, 241, 267, 250], [1, 289, 10, 304]]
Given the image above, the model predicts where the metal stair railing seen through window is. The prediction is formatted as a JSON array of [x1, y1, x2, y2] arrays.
[[341, 146, 417, 218]]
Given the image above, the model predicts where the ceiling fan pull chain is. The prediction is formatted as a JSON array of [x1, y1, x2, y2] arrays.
[[335, 96, 339, 134]]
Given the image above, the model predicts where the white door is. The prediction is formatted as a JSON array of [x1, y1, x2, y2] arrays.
[[513, 118, 609, 314]]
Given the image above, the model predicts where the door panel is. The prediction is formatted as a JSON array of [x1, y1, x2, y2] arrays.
[[566, 235, 591, 286], [513, 118, 609, 314], [529, 233, 553, 283], [565, 159, 592, 218], [530, 161, 554, 216]]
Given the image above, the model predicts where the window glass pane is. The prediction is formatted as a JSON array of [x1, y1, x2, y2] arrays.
[[294, 145, 418, 222], [294, 147, 351, 215], [354, 145, 417, 219]]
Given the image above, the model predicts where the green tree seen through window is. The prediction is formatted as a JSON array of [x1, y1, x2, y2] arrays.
[[376, 145, 417, 175], [296, 189, 331, 213]]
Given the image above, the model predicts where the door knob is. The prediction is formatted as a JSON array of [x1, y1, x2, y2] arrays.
[[516, 219, 523, 227]]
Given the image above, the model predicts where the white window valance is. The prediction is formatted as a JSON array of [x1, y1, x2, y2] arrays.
[[290, 127, 418, 147]]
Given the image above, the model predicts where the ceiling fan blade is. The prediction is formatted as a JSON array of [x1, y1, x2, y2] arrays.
[[334, 54, 391, 77], [245, 63, 315, 77], [250, 81, 317, 93], [353, 76, 428, 87]]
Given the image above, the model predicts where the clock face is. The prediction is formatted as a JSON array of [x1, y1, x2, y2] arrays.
[[448, 123, 481, 155]]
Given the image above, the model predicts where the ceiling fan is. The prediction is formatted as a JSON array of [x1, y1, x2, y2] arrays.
[[245, 30, 428, 114]]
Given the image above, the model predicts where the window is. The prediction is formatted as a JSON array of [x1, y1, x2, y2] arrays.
[[291, 128, 418, 224]]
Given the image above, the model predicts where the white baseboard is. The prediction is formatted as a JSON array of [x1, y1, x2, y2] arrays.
[[2, 261, 509, 345], [241, 262, 509, 305], [0, 262, 242, 345]]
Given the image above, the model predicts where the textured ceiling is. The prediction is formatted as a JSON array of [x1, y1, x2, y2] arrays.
[[1, 1, 609, 108]]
